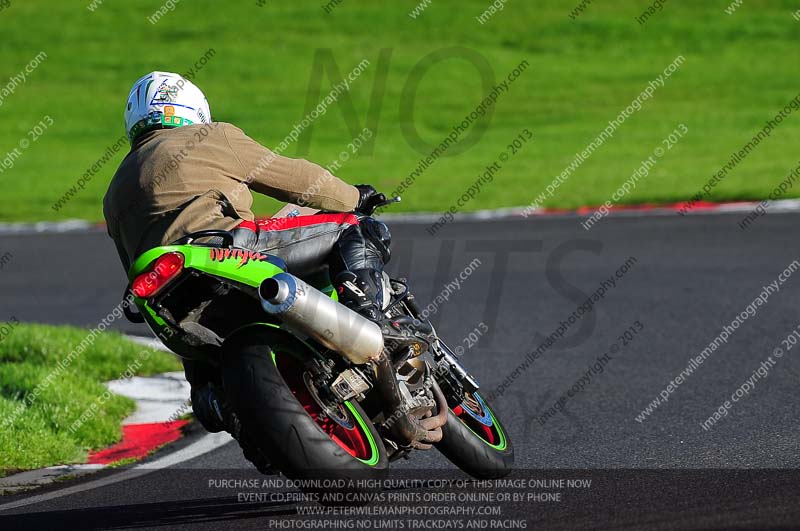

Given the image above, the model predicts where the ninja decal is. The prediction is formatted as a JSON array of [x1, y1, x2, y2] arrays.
[[209, 248, 271, 268]]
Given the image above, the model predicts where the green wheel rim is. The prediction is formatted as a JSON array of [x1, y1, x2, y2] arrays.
[[271, 351, 380, 466], [457, 393, 508, 451]]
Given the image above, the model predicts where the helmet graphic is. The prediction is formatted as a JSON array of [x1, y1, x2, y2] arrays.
[[124, 71, 211, 143]]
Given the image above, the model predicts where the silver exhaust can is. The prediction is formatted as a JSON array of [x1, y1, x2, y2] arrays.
[[259, 272, 384, 365]]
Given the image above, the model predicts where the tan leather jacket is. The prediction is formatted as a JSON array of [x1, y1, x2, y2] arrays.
[[103, 122, 358, 270]]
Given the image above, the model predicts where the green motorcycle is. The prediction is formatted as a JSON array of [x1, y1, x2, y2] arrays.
[[123, 215, 513, 488]]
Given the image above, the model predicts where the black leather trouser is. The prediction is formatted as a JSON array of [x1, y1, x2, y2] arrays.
[[230, 213, 391, 278]]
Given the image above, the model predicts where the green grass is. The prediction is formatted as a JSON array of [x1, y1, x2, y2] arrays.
[[0, 323, 181, 475], [1, 1, 800, 221]]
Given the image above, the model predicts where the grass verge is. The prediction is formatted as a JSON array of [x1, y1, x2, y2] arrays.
[[0, 323, 181, 476], [1, 1, 799, 221]]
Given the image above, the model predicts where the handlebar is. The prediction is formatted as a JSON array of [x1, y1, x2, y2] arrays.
[[375, 195, 401, 210]]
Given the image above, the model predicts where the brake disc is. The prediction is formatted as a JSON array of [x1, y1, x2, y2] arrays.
[[302, 371, 355, 429]]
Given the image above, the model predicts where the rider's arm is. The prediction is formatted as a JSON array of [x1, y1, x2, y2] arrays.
[[222, 123, 359, 212]]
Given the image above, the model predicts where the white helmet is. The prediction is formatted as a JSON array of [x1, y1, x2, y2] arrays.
[[124, 71, 211, 143]]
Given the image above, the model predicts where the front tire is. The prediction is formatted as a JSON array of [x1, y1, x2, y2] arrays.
[[435, 391, 514, 479], [221, 334, 388, 488]]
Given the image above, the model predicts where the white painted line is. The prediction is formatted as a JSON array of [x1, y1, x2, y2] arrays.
[[0, 219, 93, 234], [0, 431, 233, 512], [124, 335, 170, 352], [751, 198, 800, 212], [0, 465, 106, 496], [135, 430, 232, 469], [107, 373, 188, 402], [107, 373, 191, 425], [117, 337, 189, 424]]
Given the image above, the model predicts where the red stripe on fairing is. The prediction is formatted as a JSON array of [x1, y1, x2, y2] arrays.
[[87, 420, 188, 465], [237, 213, 359, 232]]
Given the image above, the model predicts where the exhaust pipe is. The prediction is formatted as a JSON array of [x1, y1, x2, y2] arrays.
[[260, 273, 446, 448], [259, 272, 384, 365]]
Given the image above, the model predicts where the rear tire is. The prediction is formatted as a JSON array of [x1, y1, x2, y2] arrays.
[[435, 391, 514, 479], [221, 334, 388, 493]]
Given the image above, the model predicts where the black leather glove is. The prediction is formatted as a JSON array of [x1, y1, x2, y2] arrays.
[[354, 184, 387, 216]]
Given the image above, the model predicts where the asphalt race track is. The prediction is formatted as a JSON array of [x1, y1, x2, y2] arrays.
[[1, 212, 799, 529]]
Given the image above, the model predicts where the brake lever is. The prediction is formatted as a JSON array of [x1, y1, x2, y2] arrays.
[[376, 196, 401, 209]]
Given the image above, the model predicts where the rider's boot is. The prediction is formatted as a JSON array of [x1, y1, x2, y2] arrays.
[[333, 268, 385, 321], [334, 268, 432, 354], [334, 268, 445, 448], [333, 268, 417, 344]]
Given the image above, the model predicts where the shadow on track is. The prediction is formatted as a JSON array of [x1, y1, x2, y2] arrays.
[[0, 497, 297, 530]]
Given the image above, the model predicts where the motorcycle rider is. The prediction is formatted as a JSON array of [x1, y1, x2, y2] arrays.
[[104, 72, 440, 467]]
